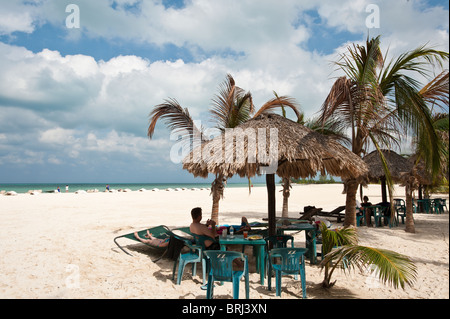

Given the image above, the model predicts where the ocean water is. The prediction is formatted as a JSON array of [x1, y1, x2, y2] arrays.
[[0, 182, 265, 194]]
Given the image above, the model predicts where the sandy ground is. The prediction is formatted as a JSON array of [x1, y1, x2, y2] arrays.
[[0, 183, 448, 299]]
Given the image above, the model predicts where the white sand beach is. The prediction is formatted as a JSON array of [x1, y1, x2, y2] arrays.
[[0, 184, 448, 299]]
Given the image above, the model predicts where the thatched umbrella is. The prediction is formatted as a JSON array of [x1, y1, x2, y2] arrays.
[[363, 150, 411, 203], [183, 113, 368, 236]]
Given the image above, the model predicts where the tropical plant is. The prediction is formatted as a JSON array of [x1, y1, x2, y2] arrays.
[[148, 74, 301, 224], [404, 72, 448, 233], [320, 35, 449, 227], [411, 71, 449, 181], [319, 223, 417, 289]]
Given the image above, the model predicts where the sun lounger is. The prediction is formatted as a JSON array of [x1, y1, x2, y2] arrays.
[[299, 205, 346, 222], [114, 225, 193, 261]]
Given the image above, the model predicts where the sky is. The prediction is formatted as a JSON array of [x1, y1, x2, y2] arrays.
[[0, 0, 448, 184]]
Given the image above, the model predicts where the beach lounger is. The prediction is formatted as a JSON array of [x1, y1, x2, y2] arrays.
[[114, 225, 208, 284], [114, 225, 172, 258], [114, 225, 193, 261], [299, 205, 345, 222]]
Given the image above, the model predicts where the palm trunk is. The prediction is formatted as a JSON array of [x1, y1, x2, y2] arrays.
[[211, 191, 220, 225], [210, 174, 225, 224], [281, 177, 290, 219], [343, 179, 358, 227], [405, 182, 415, 233]]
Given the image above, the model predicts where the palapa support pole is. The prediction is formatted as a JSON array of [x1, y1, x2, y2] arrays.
[[381, 177, 387, 203], [266, 173, 276, 237]]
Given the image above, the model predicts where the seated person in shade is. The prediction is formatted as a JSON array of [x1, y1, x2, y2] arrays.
[[134, 230, 170, 247], [189, 207, 220, 250], [358, 196, 373, 226]]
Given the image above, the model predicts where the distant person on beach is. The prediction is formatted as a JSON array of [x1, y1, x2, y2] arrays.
[[134, 230, 169, 247], [65, 185, 69, 193], [57, 186, 60, 193], [190, 207, 220, 250], [106, 184, 110, 191]]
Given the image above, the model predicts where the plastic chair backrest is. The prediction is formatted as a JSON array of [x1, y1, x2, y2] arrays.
[[203, 251, 246, 282], [393, 198, 405, 208], [265, 235, 294, 249], [191, 233, 216, 250], [269, 248, 306, 274]]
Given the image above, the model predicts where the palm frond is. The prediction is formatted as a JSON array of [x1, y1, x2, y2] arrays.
[[254, 94, 301, 120], [210, 74, 254, 130], [148, 98, 204, 141], [319, 223, 358, 256], [380, 45, 449, 90], [420, 70, 449, 110], [324, 245, 418, 289], [305, 116, 351, 147]]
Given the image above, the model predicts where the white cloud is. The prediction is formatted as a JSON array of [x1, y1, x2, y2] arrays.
[[316, 0, 369, 33], [0, 1, 38, 35], [39, 127, 77, 145]]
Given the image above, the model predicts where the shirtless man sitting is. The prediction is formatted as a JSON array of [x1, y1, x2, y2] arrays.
[[189, 207, 220, 250]]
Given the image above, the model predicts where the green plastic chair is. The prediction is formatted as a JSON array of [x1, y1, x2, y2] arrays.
[[191, 233, 220, 288], [373, 205, 388, 227], [416, 199, 432, 213], [432, 198, 447, 214], [356, 207, 366, 226], [191, 233, 219, 249], [440, 198, 448, 213], [268, 247, 308, 299], [203, 251, 249, 299], [172, 236, 206, 286], [265, 235, 294, 248], [264, 235, 295, 278], [393, 198, 406, 224]]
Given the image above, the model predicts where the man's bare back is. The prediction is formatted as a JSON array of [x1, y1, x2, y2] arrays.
[[190, 207, 217, 248]]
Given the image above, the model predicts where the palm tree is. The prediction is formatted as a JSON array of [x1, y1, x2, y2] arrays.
[[148, 74, 301, 224], [319, 222, 417, 289], [320, 36, 449, 227], [414, 71, 449, 180], [404, 72, 448, 233]]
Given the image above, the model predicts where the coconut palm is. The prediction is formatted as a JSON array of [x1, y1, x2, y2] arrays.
[[403, 72, 448, 233], [319, 223, 417, 289], [148, 74, 301, 224], [320, 35, 449, 227], [413, 71, 449, 181], [405, 112, 449, 233], [148, 75, 253, 224]]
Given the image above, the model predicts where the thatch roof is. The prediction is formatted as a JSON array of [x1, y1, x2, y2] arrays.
[[182, 113, 368, 181], [363, 149, 411, 183]]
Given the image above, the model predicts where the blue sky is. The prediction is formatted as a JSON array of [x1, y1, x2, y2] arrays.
[[0, 0, 448, 184]]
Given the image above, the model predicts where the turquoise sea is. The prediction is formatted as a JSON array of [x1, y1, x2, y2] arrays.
[[0, 182, 265, 194]]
